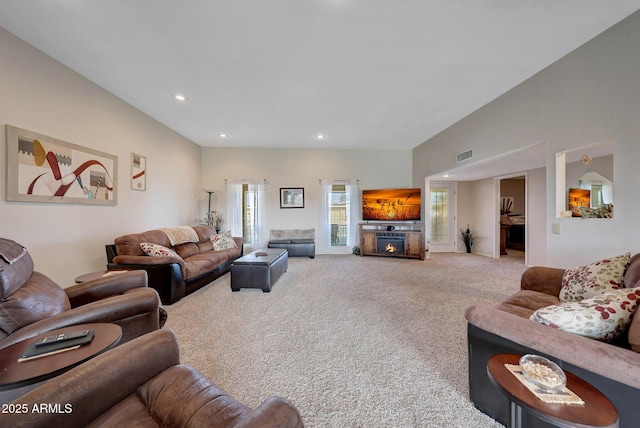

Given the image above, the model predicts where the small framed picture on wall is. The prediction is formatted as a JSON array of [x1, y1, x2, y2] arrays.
[[280, 187, 304, 208]]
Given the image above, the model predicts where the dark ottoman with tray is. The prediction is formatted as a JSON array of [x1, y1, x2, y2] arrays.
[[231, 248, 288, 292]]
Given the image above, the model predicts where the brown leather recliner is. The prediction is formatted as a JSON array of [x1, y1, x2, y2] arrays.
[[0, 238, 164, 350], [6, 329, 304, 427]]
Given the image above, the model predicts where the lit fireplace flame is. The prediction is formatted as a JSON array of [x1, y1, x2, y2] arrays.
[[385, 243, 397, 253]]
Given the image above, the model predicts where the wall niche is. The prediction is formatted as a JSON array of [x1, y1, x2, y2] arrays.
[[556, 141, 613, 218]]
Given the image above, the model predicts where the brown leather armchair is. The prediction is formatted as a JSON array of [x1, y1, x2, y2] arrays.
[[5, 329, 304, 427], [0, 238, 164, 350]]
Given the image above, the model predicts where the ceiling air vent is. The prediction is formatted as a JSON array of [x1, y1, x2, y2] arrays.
[[456, 149, 473, 163]]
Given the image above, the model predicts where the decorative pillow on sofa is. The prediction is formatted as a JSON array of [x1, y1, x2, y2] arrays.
[[559, 253, 631, 302], [531, 287, 640, 340], [210, 231, 237, 251], [140, 242, 180, 258]]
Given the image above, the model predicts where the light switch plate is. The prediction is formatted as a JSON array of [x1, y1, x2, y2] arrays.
[[552, 223, 562, 234]]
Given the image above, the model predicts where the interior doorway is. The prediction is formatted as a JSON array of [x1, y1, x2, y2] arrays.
[[496, 174, 527, 264]]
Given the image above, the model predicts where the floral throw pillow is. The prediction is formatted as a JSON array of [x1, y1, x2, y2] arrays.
[[559, 253, 631, 302], [211, 231, 237, 251], [531, 287, 640, 340], [140, 242, 180, 258]]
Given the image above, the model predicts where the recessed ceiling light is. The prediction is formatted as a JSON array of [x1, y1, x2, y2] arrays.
[[174, 94, 187, 102], [316, 134, 326, 140], [219, 133, 228, 138]]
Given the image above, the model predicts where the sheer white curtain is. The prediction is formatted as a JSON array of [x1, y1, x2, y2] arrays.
[[317, 181, 333, 253], [318, 179, 360, 254], [226, 179, 266, 252], [345, 180, 360, 248], [226, 181, 243, 237], [252, 180, 266, 250]]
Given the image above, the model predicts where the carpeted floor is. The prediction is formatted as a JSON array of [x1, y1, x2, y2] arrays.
[[165, 252, 527, 427]]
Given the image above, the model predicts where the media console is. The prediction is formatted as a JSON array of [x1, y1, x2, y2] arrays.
[[359, 222, 425, 260]]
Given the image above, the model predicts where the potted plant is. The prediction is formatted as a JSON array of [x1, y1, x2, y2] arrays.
[[205, 211, 224, 232], [460, 227, 475, 253]]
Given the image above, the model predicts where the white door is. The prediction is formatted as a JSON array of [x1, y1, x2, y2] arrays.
[[429, 182, 457, 252]]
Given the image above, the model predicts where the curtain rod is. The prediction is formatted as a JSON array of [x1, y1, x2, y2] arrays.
[[318, 179, 360, 184], [224, 179, 267, 183]]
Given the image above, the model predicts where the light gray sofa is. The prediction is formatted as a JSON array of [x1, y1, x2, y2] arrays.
[[268, 229, 315, 258]]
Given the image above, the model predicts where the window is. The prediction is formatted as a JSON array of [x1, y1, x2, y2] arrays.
[[242, 184, 255, 244], [591, 184, 603, 208], [318, 180, 359, 253], [428, 182, 456, 253], [330, 184, 347, 246], [430, 187, 450, 244], [226, 180, 265, 251]]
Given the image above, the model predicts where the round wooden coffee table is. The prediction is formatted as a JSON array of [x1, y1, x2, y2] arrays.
[[0, 323, 121, 402], [487, 354, 618, 428]]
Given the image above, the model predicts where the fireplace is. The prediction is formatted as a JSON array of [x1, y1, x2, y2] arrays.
[[359, 222, 425, 260], [376, 232, 406, 255]]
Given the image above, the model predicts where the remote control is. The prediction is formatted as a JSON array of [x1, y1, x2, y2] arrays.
[[34, 329, 91, 347]]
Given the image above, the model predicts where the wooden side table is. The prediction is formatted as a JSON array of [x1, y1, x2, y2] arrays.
[[487, 354, 618, 428], [0, 323, 122, 403]]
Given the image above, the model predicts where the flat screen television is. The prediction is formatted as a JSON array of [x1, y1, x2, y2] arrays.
[[362, 188, 421, 221]]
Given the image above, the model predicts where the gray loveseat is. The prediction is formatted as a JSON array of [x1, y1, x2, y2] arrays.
[[268, 229, 315, 258], [465, 253, 640, 427]]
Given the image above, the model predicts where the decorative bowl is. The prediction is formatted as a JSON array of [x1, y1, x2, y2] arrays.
[[519, 354, 566, 392]]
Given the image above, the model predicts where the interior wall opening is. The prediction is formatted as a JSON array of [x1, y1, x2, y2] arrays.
[[498, 174, 527, 264]]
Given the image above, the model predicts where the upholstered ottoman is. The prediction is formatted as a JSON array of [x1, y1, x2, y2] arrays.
[[230, 249, 288, 292]]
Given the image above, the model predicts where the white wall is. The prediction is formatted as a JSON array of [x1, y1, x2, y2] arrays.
[[200, 147, 413, 250], [526, 167, 547, 265], [0, 28, 202, 285], [412, 11, 640, 267], [468, 178, 495, 257]]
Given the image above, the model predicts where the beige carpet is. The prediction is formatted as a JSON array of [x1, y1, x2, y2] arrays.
[[165, 252, 527, 427]]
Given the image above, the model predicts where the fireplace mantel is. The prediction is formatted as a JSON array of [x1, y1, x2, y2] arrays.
[[359, 222, 425, 260]]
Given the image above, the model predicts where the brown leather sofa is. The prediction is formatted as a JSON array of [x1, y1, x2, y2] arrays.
[[0, 238, 163, 350], [5, 329, 304, 428], [465, 254, 640, 427], [107, 225, 243, 304]]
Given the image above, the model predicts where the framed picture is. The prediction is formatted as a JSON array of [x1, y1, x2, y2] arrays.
[[500, 196, 514, 214], [5, 125, 117, 205], [568, 188, 591, 217], [280, 187, 304, 208], [131, 153, 146, 191]]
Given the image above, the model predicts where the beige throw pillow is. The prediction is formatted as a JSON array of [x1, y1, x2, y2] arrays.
[[140, 242, 180, 258], [531, 287, 640, 341], [559, 253, 631, 302], [211, 231, 237, 251]]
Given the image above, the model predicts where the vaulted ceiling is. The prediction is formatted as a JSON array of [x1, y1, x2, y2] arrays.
[[1, 2, 639, 150]]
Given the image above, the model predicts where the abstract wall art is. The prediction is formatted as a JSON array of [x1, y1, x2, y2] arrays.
[[131, 153, 146, 191], [6, 125, 117, 205]]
